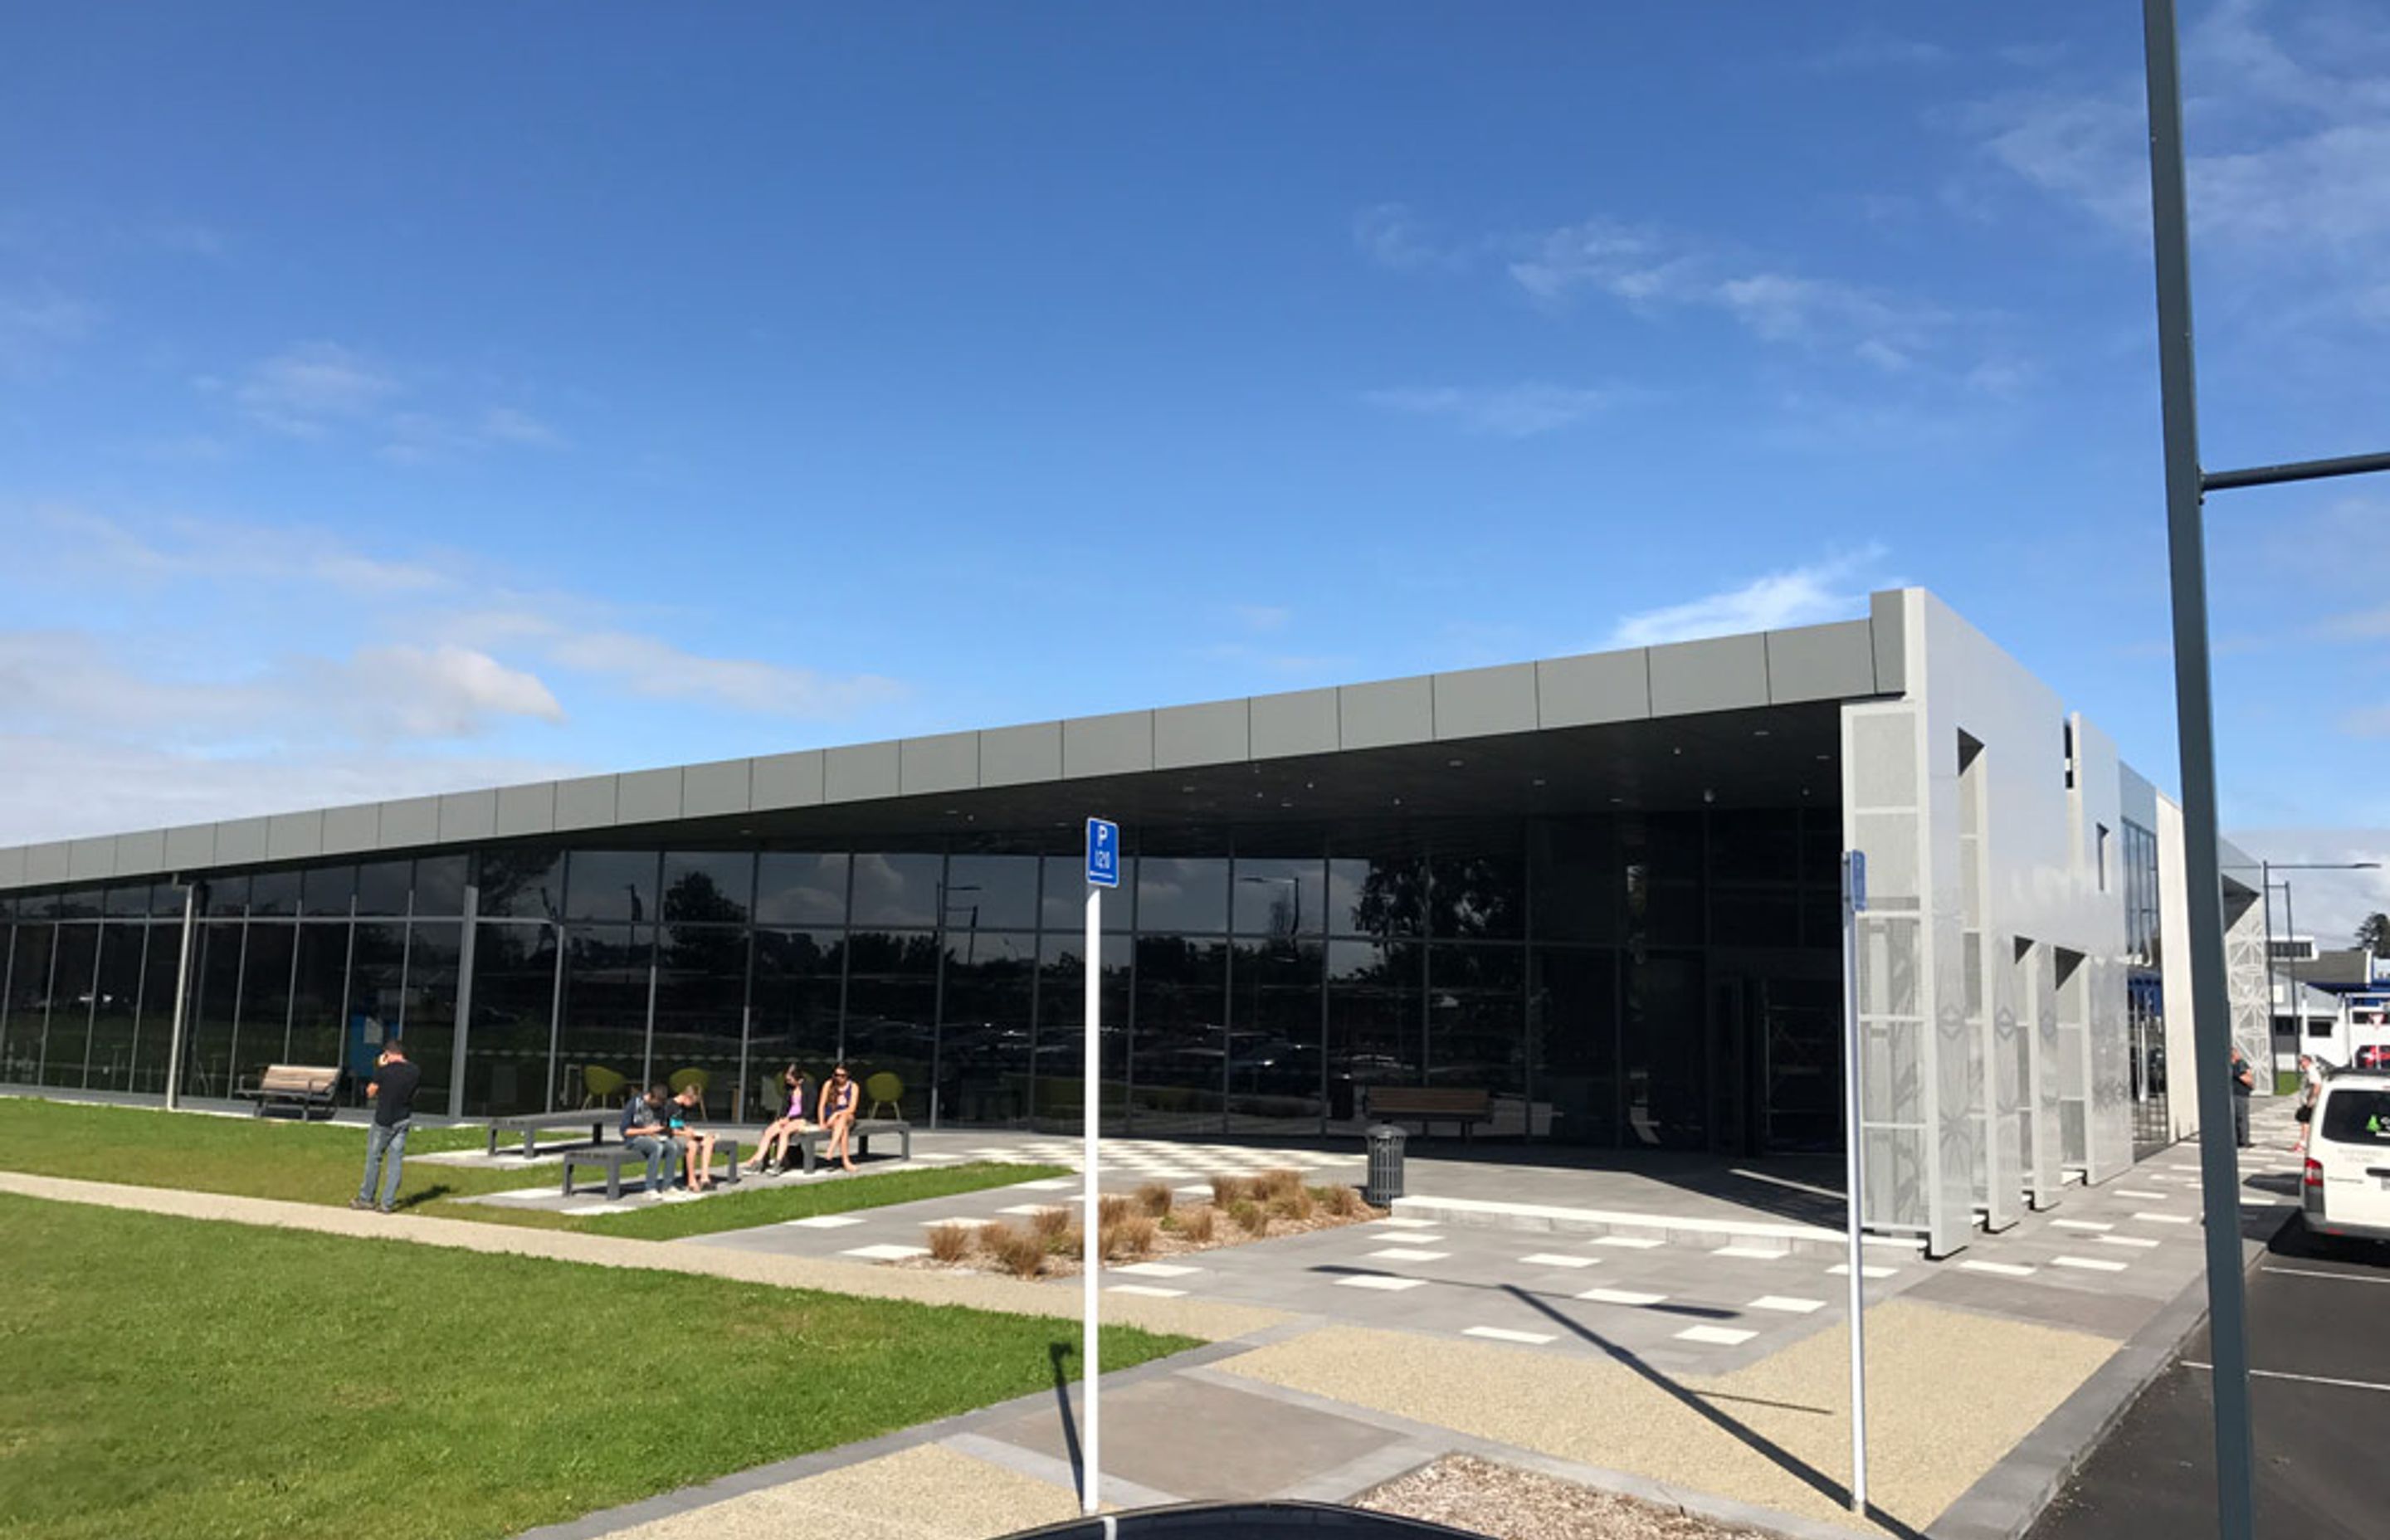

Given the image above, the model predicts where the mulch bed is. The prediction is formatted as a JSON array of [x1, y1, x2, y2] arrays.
[[1359, 1455, 1788, 1540]]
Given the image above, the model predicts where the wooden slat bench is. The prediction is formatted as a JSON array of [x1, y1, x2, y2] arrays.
[[770, 1120, 914, 1176], [1367, 1087, 1494, 1141], [561, 1138, 743, 1201], [234, 1064, 339, 1119], [485, 1111, 613, 1160]]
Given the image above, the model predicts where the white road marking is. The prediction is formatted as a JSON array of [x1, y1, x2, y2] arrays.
[[1463, 1326, 1557, 1345], [1960, 1260, 2037, 1277], [1365, 1248, 1449, 1263], [997, 1204, 1063, 1216], [1578, 1287, 1667, 1306], [2052, 1255, 2129, 1272], [787, 1215, 866, 1229], [1747, 1295, 1827, 1314], [2261, 1265, 2390, 1286], [1827, 1264, 1899, 1279], [2133, 1212, 2195, 1226], [1017, 1178, 1077, 1191], [2051, 1219, 2114, 1232], [2098, 1235, 2162, 1249], [1591, 1235, 1665, 1250], [1175, 1185, 1213, 1196], [2183, 1362, 2390, 1395], [1337, 1274, 1428, 1292], [1115, 1262, 1199, 1278], [1521, 1253, 1601, 1269], [914, 1152, 960, 1162], [1675, 1325, 1757, 1346], [1715, 1245, 1788, 1260], [1107, 1284, 1187, 1299], [2115, 1188, 2168, 1200], [1379, 1217, 1438, 1229], [841, 1244, 929, 1260]]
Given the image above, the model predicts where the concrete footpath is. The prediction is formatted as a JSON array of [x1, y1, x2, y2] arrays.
[[6, 1101, 2307, 1540]]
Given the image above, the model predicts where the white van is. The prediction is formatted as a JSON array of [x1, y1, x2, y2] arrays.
[[2304, 1070, 2390, 1245]]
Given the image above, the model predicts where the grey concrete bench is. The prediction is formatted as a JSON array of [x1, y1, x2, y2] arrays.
[[774, 1120, 913, 1175], [1368, 1087, 1494, 1141], [561, 1138, 742, 1200], [485, 1111, 612, 1160]]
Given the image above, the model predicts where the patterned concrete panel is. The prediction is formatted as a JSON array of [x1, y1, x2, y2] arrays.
[[554, 776, 619, 831], [1251, 689, 1340, 758], [376, 797, 439, 850], [978, 724, 1061, 787], [681, 759, 751, 818], [617, 768, 684, 826], [1154, 699, 1250, 769], [1432, 664, 1538, 741], [266, 811, 324, 862], [494, 782, 557, 837], [1338, 677, 1433, 751], [1535, 651, 1649, 728], [214, 817, 271, 865]]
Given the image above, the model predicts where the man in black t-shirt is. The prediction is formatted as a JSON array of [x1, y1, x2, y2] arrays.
[[353, 1040, 423, 1214]]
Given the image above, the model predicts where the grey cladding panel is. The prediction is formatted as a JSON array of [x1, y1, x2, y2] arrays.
[[1871, 589, 1907, 694], [1536, 651, 1650, 728], [980, 724, 1062, 787], [322, 805, 380, 855], [1251, 689, 1340, 759], [0, 847, 23, 889], [825, 743, 900, 802], [1433, 664, 1539, 741], [900, 733, 978, 797], [1154, 699, 1249, 769], [554, 777, 619, 832], [216, 817, 271, 865], [617, 768, 683, 826], [1064, 712, 1153, 779], [24, 842, 70, 885], [752, 751, 826, 809], [163, 826, 217, 871], [682, 759, 752, 818], [439, 790, 499, 843], [1767, 621, 1879, 704], [267, 812, 324, 861], [117, 829, 166, 877], [494, 783, 556, 837], [1339, 677, 1433, 751], [69, 838, 117, 880], [377, 798, 438, 850], [1648, 634, 1768, 716]]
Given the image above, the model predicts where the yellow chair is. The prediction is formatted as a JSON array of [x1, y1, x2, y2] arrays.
[[864, 1071, 905, 1122], [668, 1067, 711, 1118], [582, 1065, 628, 1109]]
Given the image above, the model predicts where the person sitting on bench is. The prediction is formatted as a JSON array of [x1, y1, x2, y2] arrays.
[[820, 1063, 860, 1173], [747, 1065, 813, 1175], [667, 1084, 719, 1191], [620, 1084, 679, 1199]]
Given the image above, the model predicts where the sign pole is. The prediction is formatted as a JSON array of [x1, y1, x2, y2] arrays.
[[1080, 816, 1119, 1518], [1841, 850, 1870, 1518]]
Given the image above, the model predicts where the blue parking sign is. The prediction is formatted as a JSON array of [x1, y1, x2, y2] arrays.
[[1085, 817, 1120, 888]]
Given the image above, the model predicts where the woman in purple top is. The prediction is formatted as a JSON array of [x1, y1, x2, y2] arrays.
[[821, 1063, 860, 1173], [746, 1065, 814, 1175]]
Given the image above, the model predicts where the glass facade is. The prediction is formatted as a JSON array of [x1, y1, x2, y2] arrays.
[[2121, 818, 2168, 1156], [0, 809, 1843, 1146]]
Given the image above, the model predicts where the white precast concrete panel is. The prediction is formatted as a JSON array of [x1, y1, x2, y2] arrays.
[[2157, 795, 2202, 1140]]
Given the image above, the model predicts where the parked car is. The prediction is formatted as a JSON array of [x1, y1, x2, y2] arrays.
[[2302, 1069, 2390, 1247]]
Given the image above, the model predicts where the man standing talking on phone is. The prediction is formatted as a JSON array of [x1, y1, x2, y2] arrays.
[[353, 1039, 422, 1214]]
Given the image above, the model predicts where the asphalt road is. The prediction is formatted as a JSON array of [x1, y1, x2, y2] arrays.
[[2031, 1216, 2390, 1540]]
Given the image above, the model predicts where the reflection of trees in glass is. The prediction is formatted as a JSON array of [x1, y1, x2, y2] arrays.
[[662, 870, 749, 975], [476, 850, 563, 919], [1351, 854, 1523, 943]]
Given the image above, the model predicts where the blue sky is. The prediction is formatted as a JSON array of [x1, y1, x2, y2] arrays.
[[4, 2, 2388, 932]]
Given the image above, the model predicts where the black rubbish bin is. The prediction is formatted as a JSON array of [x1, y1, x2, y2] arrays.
[[1364, 1123, 1406, 1206], [1005, 1500, 1480, 1538]]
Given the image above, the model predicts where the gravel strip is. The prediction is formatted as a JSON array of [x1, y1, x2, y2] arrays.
[[1359, 1455, 1783, 1540]]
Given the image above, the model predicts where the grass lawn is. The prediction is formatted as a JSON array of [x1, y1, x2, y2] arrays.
[[0, 1194, 1196, 1540], [0, 1099, 1062, 1238]]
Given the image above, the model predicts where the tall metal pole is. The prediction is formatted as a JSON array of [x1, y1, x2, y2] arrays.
[[1080, 883, 1102, 1517], [2282, 883, 2300, 1065], [2140, 3, 2257, 1534], [162, 883, 197, 1111], [2261, 863, 2277, 1078], [1839, 852, 1870, 1516]]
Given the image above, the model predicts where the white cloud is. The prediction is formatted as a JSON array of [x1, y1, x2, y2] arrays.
[[1605, 546, 1891, 647], [233, 341, 401, 436], [0, 293, 100, 372], [535, 627, 904, 717], [478, 406, 564, 448], [1363, 383, 1637, 438], [1354, 202, 1465, 272], [1232, 604, 1291, 634], [1808, 29, 1951, 71], [212, 341, 568, 458]]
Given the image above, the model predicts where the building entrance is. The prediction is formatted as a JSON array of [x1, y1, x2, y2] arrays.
[[1712, 973, 1842, 1157]]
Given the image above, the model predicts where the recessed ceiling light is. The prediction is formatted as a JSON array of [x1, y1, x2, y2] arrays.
[[1817, 753, 1832, 763], [1609, 796, 1624, 804], [1447, 758, 1466, 768], [1180, 785, 1197, 793], [1752, 729, 1770, 738], [1531, 777, 1546, 787]]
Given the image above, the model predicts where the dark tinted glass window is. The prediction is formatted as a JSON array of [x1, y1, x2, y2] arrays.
[[941, 853, 1040, 932], [1530, 818, 1620, 944], [1428, 849, 1524, 940], [566, 851, 660, 923], [300, 864, 356, 916], [56, 889, 105, 920], [476, 849, 563, 920], [1329, 854, 1425, 940], [247, 870, 300, 917], [662, 851, 754, 924], [2321, 1089, 2390, 1146], [399, 923, 460, 1111], [104, 883, 152, 918], [756, 854, 849, 926], [466, 923, 560, 1116], [38, 924, 99, 1087], [1137, 858, 1229, 933], [87, 921, 149, 1093], [412, 856, 470, 918], [1042, 855, 1134, 931], [203, 875, 250, 917], [355, 860, 412, 916], [1232, 857, 1325, 937], [850, 853, 942, 928]]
